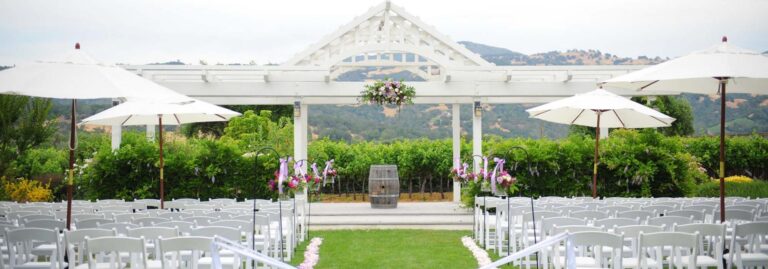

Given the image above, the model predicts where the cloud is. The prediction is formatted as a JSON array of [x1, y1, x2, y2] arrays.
[[0, 0, 766, 66]]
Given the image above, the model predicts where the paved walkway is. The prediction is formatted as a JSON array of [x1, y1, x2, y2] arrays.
[[308, 202, 472, 230]]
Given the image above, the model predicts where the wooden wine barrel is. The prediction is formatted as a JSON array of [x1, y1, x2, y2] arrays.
[[369, 165, 399, 209]]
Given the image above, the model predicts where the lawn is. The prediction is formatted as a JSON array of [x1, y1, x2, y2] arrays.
[[290, 229, 479, 269]]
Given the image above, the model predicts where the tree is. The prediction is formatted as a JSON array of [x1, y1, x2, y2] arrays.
[[631, 96, 695, 136], [0, 95, 56, 175], [652, 96, 694, 136], [221, 110, 294, 154], [182, 105, 291, 138]]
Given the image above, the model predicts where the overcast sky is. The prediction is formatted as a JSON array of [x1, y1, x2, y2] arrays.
[[1, 0, 766, 66]]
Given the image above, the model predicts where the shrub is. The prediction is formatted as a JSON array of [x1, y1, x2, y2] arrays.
[[695, 180, 768, 198], [724, 175, 753, 183], [13, 147, 67, 181], [2, 177, 53, 202]]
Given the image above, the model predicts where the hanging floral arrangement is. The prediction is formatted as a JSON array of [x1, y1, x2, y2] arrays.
[[360, 78, 416, 106]]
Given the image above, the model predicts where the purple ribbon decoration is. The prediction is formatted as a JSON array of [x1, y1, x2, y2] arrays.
[[278, 157, 291, 194], [311, 163, 320, 179], [490, 157, 505, 193], [462, 163, 469, 179], [323, 159, 334, 177], [483, 157, 489, 179], [294, 159, 306, 177]]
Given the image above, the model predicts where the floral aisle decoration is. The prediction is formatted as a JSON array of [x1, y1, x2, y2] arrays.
[[360, 78, 416, 107], [496, 170, 518, 195], [322, 159, 337, 185], [450, 162, 475, 182], [267, 157, 292, 196], [267, 158, 329, 197], [298, 237, 323, 269], [488, 157, 519, 196], [307, 163, 323, 192], [461, 236, 492, 267], [459, 156, 488, 207], [459, 156, 519, 207]]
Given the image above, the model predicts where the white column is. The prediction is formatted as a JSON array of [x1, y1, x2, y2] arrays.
[[472, 104, 482, 173], [600, 127, 609, 139], [146, 124, 155, 141], [111, 125, 122, 150], [110, 99, 122, 150], [293, 104, 308, 175], [452, 104, 461, 203]]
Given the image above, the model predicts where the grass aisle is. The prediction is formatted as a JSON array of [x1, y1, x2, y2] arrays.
[[291, 230, 478, 269]]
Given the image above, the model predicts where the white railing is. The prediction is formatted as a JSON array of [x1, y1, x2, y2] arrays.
[[211, 236, 296, 269], [479, 232, 575, 269]]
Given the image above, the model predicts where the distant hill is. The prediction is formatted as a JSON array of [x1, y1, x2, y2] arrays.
[[309, 42, 766, 141], [458, 41, 668, 66]]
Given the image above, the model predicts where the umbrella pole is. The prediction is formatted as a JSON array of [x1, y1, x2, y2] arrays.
[[66, 99, 76, 230], [719, 79, 727, 223], [159, 116, 164, 210], [592, 113, 601, 199]]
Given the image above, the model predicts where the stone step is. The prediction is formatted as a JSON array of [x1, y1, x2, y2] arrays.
[[310, 224, 472, 230], [305, 202, 473, 230]]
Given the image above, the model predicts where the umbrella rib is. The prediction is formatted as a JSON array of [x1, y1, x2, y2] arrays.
[[612, 110, 626, 128], [173, 114, 181, 125], [639, 80, 660, 90], [215, 114, 227, 120], [570, 109, 585, 125], [650, 116, 671, 126], [120, 115, 133, 126]]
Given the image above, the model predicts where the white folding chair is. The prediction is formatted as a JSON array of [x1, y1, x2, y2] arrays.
[[157, 236, 212, 269], [127, 227, 178, 260], [569, 210, 609, 223], [553, 231, 623, 269], [666, 210, 706, 223], [616, 225, 664, 268], [728, 222, 768, 269], [648, 216, 693, 231], [189, 227, 242, 269], [638, 232, 698, 269], [64, 228, 116, 268], [97, 223, 139, 236], [84, 236, 149, 269], [4, 228, 65, 269], [133, 217, 171, 227], [675, 223, 726, 269], [618, 210, 655, 224], [154, 221, 195, 236], [22, 219, 65, 231], [75, 218, 114, 230], [594, 217, 639, 232], [181, 217, 217, 227]]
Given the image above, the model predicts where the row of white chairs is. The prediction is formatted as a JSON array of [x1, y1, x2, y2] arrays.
[[474, 196, 768, 268], [2, 226, 248, 269], [1, 197, 311, 268]]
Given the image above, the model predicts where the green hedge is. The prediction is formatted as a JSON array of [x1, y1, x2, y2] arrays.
[[4, 109, 766, 202], [695, 181, 768, 198], [684, 135, 768, 180]]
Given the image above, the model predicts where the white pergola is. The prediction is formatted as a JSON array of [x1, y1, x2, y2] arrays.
[[120, 1, 666, 201]]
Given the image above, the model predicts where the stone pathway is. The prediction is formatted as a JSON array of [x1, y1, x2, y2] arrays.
[[307, 202, 472, 230]]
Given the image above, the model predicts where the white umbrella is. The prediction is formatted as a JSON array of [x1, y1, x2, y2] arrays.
[[0, 43, 189, 229], [601, 37, 768, 222], [526, 88, 675, 198], [81, 99, 241, 209]]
